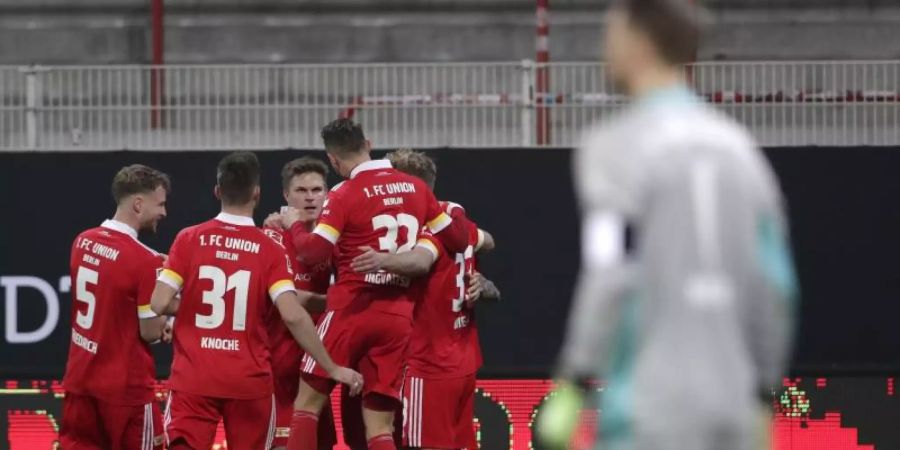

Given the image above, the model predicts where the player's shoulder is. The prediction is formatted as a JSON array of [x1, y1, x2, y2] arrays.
[[248, 226, 288, 254], [261, 226, 288, 248], [74, 226, 104, 242]]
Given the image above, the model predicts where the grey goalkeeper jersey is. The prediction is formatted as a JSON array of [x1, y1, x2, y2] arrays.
[[559, 86, 797, 444]]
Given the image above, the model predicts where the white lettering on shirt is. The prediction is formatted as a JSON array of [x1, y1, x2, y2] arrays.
[[364, 272, 411, 287], [200, 336, 241, 351], [72, 329, 98, 354]]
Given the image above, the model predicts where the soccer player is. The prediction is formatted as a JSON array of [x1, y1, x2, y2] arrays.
[[286, 119, 469, 450], [262, 156, 338, 450], [538, 1, 797, 449], [351, 149, 500, 450], [60, 164, 171, 450], [150, 151, 363, 450]]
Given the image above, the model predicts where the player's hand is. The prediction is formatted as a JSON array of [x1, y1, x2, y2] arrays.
[[161, 318, 174, 343], [536, 380, 584, 449], [351, 246, 387, 273], [281, 207, 303, 229], [264, 212, 284, 229], [465, 272, 485, 305], [330, 366, 365, 396]]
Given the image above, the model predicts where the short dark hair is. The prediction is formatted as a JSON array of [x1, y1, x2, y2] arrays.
[[321, 118, 366, 156], [111, 164, 171, 203], [385, 148, 437, 187], [281, 157, 329, 190], [616, 0, 701, 66], [217, 151, 260, 206]]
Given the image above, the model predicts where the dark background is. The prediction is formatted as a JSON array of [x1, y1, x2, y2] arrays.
[[2, 147, 900, 379]]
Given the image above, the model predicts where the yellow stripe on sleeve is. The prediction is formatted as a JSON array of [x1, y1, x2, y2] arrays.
[[268, 279, 296, 302], [313, 223, 341, 244], [157, 268, 184, 289], [137, 304, 157, 319], [416, 239, 440, 260], [426, 212, 452, 233]]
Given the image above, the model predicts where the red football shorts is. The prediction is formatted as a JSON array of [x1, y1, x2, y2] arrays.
[[60, 392, 164, 450], [164, 390, 274, 450], [301, 308, 412, 401], [402, 374, 477, 449]]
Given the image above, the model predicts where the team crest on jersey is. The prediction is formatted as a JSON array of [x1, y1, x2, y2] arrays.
[[263, 228, 285, 247]]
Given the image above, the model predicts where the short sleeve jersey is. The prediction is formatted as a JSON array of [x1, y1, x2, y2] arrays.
[[312, 160, 451, 318], [407, 202, 484, 378], [158, 213, 295, 399], [62, 220, 164, 405]]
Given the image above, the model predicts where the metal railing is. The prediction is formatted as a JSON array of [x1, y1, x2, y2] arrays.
[[1, 61, 897, 151]]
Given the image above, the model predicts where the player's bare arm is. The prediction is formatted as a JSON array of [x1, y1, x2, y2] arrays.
[[138, 315, 169, 343], [477, 229, 496, 253], [297, 289, 328, 314], [150, 281, 181, 316], [273, 290, 364, 395], [350, 245, 436, 277]]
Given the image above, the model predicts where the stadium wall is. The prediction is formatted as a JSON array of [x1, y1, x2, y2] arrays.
[[4, 147, 900, 376], [3, 146, 900, 448]]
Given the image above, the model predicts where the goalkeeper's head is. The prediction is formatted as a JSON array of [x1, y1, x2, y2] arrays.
[[604, 0, 704, 94]]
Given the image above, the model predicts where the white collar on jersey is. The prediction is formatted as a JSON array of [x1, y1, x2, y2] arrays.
[[215, 212, 256, 226], [350, 159, 392, 179], [100, 219, 138, 239]]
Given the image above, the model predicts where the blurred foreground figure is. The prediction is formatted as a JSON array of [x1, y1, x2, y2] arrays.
[[538, 0, 798, 449]]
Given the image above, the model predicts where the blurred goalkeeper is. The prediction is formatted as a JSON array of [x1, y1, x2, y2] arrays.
[[538, 0, 798, 449]]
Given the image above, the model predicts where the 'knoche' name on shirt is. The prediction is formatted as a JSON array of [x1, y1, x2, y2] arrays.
[[199, 233, 261, 263], [200, 336, 240, 351], [361, 181, 416, 207], [76, 236, 121, 266]]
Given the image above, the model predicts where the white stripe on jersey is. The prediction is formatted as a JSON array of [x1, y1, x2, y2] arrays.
[[303, 311, 334, 373]]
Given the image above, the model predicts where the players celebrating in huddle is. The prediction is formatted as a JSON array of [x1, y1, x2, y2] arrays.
[[61, 119, 499, 450]]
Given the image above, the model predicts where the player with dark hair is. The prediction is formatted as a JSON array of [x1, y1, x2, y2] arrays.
[[286, 120, 469, 450], [538, 0, 796, 449], [150, 151, 362, 450], [351, 148, 500, 450], [262, 156, 338, 450], [60, 164, 171, 450]]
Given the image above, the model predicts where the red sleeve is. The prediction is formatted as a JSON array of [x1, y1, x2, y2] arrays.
[[137, 254, 165, 319], [290, 222, 335, 266], [265, 242, 296, 303], [158, 229, 191, 291], [423, 188, 468, 253]]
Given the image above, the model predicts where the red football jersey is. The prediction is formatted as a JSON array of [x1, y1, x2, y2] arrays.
[[312, 159, 452, 318], [262, 225, 332, 377], [62, 219, 164, 405], [158, 213, 295, 399], [407, 203, 485, 378]]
